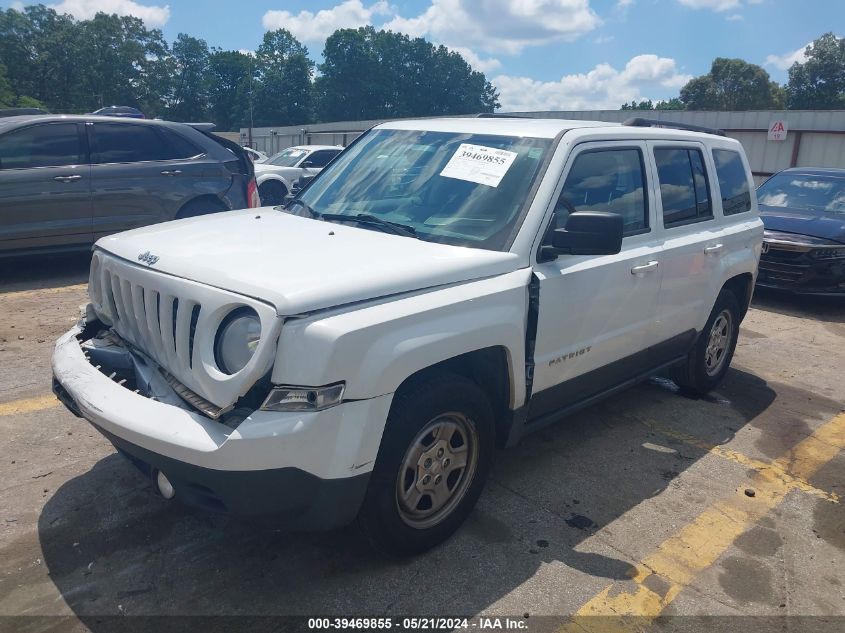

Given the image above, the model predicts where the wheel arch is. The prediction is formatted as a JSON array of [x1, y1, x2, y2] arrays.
[[175, 194, 229, 219], [392, 346, 514, 448], [722, 272, 754, 321]]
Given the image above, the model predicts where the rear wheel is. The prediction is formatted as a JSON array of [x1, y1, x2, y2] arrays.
[[673, 289, 741, 394], [258, 181, 287, 206], [357, 373, 494, 556]]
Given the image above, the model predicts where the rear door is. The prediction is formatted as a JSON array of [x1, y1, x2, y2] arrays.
[[529, 141, 663, 421], [89, 122, 212, 238], [0, 121, 92, 253], [648, 142, 726, 362]]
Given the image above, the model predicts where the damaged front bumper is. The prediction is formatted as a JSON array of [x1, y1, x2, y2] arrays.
[[51, 324, 392, 528]]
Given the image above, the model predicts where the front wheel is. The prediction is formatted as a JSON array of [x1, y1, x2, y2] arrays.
[[357, 373, 494, 556], [258, 181, 287, 206], [673, 289, 741, 394]]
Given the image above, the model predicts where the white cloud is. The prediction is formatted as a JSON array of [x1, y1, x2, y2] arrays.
[[47, 0, 170, 26], [10, 1, 25, 10], [616, 0, 635, 7], [262, 0, 390, 44], [384, 0, 601, 55], [677, 0, 741, 10], [493, 54, 692, 111], [447, 46, 501, 72], [765, 42, 811, 70], [725, 13, 744, 21]]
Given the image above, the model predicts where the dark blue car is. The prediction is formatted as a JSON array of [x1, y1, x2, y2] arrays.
[[756, 167, 845, 295]]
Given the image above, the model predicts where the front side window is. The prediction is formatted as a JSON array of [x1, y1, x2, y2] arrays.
[[294, 129, 552, 251], [712, 149, 751, 215], [305, 150, 340, 168], [93, 124, 186, 164], [655, 147, 713, 227], [757, 172, 845, 215], [0, 123, 82, 169], [553, 148, 648, 236]]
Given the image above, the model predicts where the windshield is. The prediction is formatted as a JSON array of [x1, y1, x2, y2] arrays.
[[267, 148, 308, 167], [290, 129, 552, 251], [758, 172, 845, 215]]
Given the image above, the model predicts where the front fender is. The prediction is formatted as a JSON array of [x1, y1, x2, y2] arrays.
[[271, 269, 533, 408]]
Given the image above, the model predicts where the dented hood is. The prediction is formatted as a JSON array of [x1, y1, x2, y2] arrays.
[[95, 208, 522, 315]]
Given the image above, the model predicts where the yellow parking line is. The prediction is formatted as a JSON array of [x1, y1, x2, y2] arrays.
[[0, 395, 60, 417], [1, 283, 87, 300], [641, 418, 839, 502], [561, 411, 845, 631]]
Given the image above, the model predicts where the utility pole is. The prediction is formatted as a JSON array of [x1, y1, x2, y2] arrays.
[[248, 56, 255, 148]]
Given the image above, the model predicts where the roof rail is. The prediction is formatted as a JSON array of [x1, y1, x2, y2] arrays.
[[476, 113, 532, 119], [622, 117, 726, 137]]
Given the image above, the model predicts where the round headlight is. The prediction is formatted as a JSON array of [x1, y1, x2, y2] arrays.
[[215, 309, 261, 374]]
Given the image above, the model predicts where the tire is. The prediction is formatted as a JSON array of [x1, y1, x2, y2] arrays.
[[357, 373, 495, 557], [258, 181, 287, 206], [176, 198, 227, 219], [673, 289, 741, 394]]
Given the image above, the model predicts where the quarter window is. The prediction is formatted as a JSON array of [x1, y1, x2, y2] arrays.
[[554, 148, 648, 236], [712, 149, 751, 215], [0, 123, 83, 169], [654, 147, 713, 227], [93, 124, 196, 163]]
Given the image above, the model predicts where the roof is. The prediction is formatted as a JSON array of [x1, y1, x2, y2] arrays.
[[286, 145, 344, 151], [0, 114, 207, 131], [779, 167, 845, 177], [376, 116, 736, 142]]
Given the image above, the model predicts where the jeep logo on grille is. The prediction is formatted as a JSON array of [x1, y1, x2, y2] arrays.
[[138, 251, 160, 266], [761, 242, 770, 254]]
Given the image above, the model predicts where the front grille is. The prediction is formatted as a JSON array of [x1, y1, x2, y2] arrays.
[[91, 256, 202, 377], [87, 250, 281, 410]]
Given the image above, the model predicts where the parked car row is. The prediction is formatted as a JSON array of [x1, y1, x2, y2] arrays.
[[254, 145, 342, 205]]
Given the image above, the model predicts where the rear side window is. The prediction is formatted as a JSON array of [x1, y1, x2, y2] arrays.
[[93, 124, 197, 163], [0, 123, 83, 169], [555, 148, 648, 236], [712, 149, 751, 215], [305, 150, 340, 168], [654, 147, 713, 227]]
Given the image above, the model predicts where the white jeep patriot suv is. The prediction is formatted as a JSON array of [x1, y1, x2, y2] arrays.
[[53, 116, 762, 555]]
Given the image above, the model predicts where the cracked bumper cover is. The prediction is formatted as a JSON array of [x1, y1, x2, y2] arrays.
[[51, 326, 393, 528]]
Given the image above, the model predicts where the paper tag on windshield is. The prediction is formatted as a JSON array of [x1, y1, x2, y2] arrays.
[[440, 144, 518, 188]]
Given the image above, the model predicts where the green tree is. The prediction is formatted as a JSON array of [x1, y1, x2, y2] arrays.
[[786, 33, 845, 109], [207, 50, 254, 131], [163, 33, 211, 121], [679, 58, 782, 110], [0, 62, 14, 107], [316, 27, 498, 122], [255, 29, 313, 126]]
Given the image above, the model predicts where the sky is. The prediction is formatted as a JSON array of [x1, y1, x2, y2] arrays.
[[3, 0, 842, 111]]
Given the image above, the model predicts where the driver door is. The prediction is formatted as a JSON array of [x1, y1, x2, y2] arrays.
[[528, 141, 663, 422]]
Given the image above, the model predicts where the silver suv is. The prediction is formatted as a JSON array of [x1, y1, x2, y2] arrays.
[[0, 115, 259, 257]]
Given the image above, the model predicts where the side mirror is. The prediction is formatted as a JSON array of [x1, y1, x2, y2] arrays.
[[547, 211, 623, 257]]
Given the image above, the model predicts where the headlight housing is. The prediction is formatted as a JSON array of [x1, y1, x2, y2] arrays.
[[261, 383, 345, 412], [214, 308, 261, 374]]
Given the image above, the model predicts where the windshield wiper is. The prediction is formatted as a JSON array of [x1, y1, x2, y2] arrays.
[[320, 213, 417, 238], [282, 198, 319, 218]]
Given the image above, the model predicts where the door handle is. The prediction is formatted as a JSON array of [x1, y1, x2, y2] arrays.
[[160, 170, 182, 176], [631, 261, 659, 275], [704, 243, 725, 255], [54, 175, 81, 183]]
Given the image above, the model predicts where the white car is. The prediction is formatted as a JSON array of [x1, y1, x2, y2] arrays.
[[242, 146, 268, 163], [52, 117, 762, 555], [255, 145, 342, 205]]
